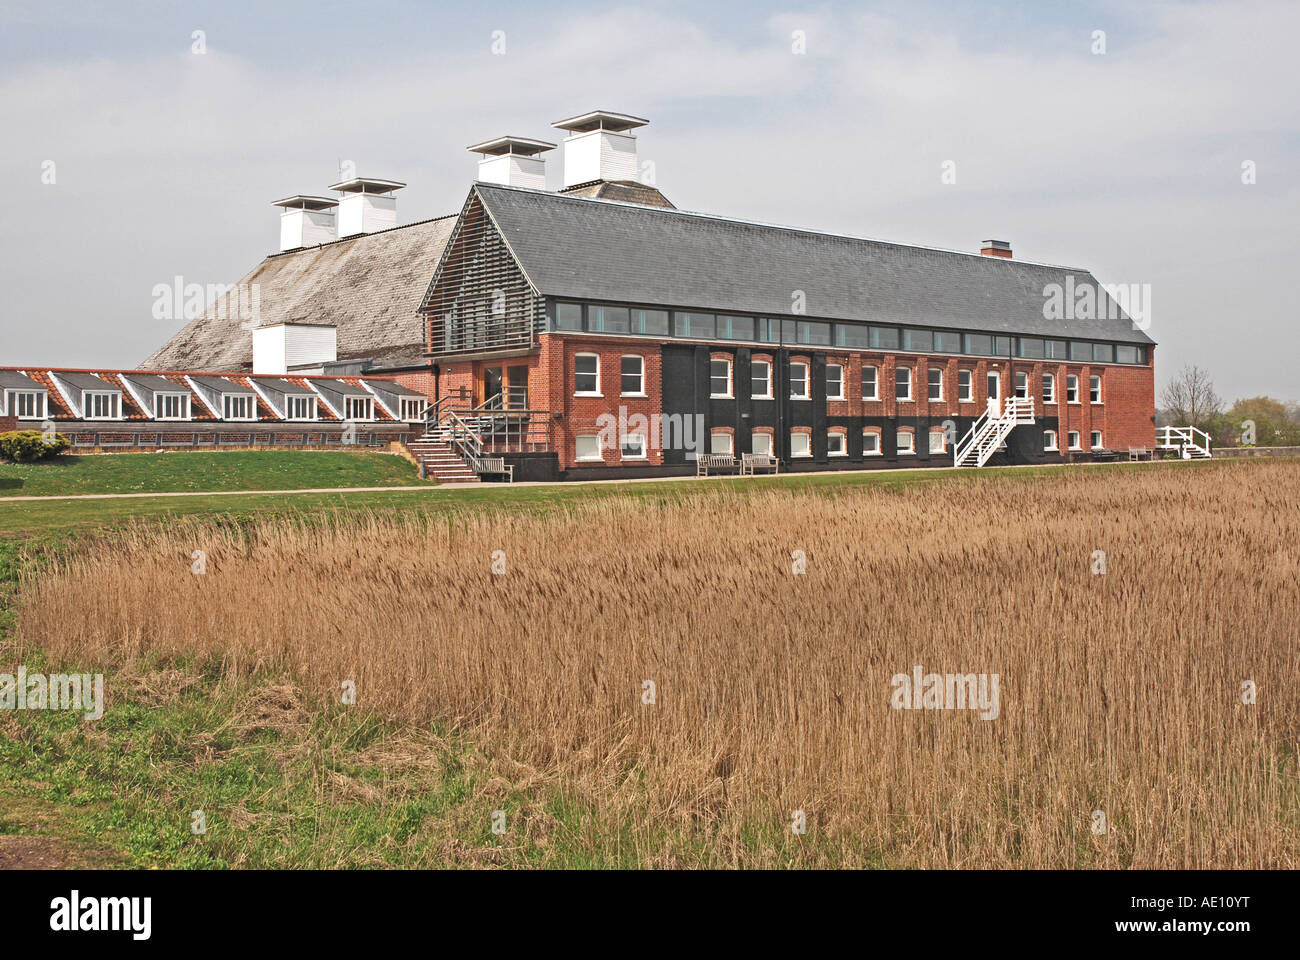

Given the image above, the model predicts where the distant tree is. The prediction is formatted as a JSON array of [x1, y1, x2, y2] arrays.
[[1160, 365, 1222, 431], [1225, 396, 1300, 446]]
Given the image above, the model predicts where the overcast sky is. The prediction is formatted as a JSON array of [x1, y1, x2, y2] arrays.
[[1, 0, 1295, 402]]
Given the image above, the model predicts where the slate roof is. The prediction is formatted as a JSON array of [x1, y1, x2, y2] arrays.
[[142, 215, 458, 371], [474, 183, 1155, 345]]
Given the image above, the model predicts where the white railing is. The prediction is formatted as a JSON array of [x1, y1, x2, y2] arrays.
[[954, 396, 1035, 468], [1156, 425, 1212, 458]]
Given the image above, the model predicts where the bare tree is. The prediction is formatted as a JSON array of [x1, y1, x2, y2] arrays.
[[1160, 365, 1222, 429]]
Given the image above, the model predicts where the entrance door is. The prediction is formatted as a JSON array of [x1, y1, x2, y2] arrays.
[[986, 371, 1000, 401], [482, 367, 503, 407], [506, 365, 529, 409]]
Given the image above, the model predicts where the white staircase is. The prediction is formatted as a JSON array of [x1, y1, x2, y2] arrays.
[[954, 397, 1035, 467], [1156, 426, 1212, 459]]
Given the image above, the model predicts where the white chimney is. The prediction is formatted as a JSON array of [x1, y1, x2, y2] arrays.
[[551, 110, 648, 188], [327, 177, 405, 238], [272, 195, 338, 251], [253, 322, 337, 375], [467, 136, 556, 189]]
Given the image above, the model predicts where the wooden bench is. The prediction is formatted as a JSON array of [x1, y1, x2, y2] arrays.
[[1128, 447, 1153, 461], [740, 452, 780, 475], [474, 456, 514, 482], [696, 453, 737, 477]]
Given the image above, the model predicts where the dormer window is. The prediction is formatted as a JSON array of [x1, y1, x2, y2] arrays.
[[223, 394, 257, 420], [344, 396, 374, 421], [286, 395, 317, 420], [7, 390, 45, 419], [399, 397, 427, 422], [83, 391, 120, 420], [154, 393, 191, 421]]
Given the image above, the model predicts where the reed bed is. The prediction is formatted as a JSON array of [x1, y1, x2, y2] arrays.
[[17, 463, 1300, 867]]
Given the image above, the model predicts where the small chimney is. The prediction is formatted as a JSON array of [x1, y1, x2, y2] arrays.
[[468, 136, 556, 189], [327, 177, 406, 238], [272, 195, 338, 251], [981, 239, 1012, 259], [551, 110, 648, 188]]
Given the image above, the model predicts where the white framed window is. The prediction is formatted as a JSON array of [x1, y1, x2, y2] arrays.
[[862, 430, 881, 455], [1091, 430, 1103, 449], [789, 362, 810, 399], [1014, 372, 1029, 399], [154, 393, 190, 421], [286, 395, 317, 420], [1090, 375, 1102, 404], [223, 394, 257, 420], [710, 431, 733, 456], [1044, 429, 1058, 451], [575, 434, 602, 461], [751, 360, 772, 399], [83, 391, 119, 420], [1066, 375, 1079, 403], [344, 396, 373, 421], [928, 367, 943, 402], [929, 428, 946, 454], [790, 432, 812, 457], [1042, 373, 1056, 404], [574, 353, 600, 395], [400, 397, 427, 422], [751, 432, 773, 456], [958, 369, 973, 402], [621, 433, 647, 460], [826, 364, 844, 400], [895, 366, 912, 401], [861, 365, 878, 401], [1068, 430, 1082, 450], [897, 429, 915, 454], [621, 355, 645, 396], [710, 358, 733, 398], [8, 391, 46, 419], [827, 432, 847, 456]]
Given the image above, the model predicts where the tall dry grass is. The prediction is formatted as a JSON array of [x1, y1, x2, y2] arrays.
[[17, 462, 1300, 867]]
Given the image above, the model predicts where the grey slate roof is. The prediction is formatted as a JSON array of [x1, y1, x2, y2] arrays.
[[122, 374, 187, 395], [142, 215, 457, 371], [53, 372, 120, 391], [188, 375, 254, 394], [474, 183, 1155, 345], [0, 371, 44, 390]]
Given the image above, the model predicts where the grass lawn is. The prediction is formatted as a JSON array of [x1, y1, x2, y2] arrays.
[[0, 449, 431, 499]]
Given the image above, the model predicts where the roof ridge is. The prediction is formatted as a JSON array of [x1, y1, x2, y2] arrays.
[[265, 211, 459, 259]]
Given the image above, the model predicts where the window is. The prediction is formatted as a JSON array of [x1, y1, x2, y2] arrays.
[[861, 365, 878, 401], [826, 364, 844, 400], [929, 428, 947, 454], [286, 395, 316, 420], [629, 309, 670, 336], [827, 432, 846, 456], [1090, 375, 1102, 403], [710, 431, 733, 456], [871, 326, 901, 350], [9, 391, 45, 419], [1066, 375, 1079, 403], [154, 393, 190, 420], [555, 302, 583, 331], [1044, 339, 1068, 360], [903, 329, 933, 353], [1042, 374, 1056, 404], [621, 355, 644, 395], [575, 435, 602, 461], [710, 358, 733, 398], [895, 366, 912, 401], [1017, 337, 1045, 359], [344, 396, 373, 421], [1091, 430, 1103, 449], [964, 333, 992, 356], [862, 430, 881, 455], [1014, 372, 1029, 400], [782, 320, 832, 346], [1116, 344, 1142, 364], [751, 433, 773, 456], [589, 305, 630, 333], [751, 360, 772, 399], [1068, 431, 1082, 450], [574, 354, 600, 395], [958, 370, 973, 402], [928, 367, 943, 402], [1044, 430, 1058, 451], [400, 397, 427, 422], [1069, 341, 1092, 362], [620, 434, 647, 460], [790, 362, 809, 399], [896, 429, 915, 455], [835, 324, 871, 349], [1093, 343, 1114, 364], [716, 315, 755, 341], [790, 432, 811, 458], [224, 394, 257, 420], [933, 331, 963, 354], [83, 391, 119, 420], [674, 312, 716, 339]]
